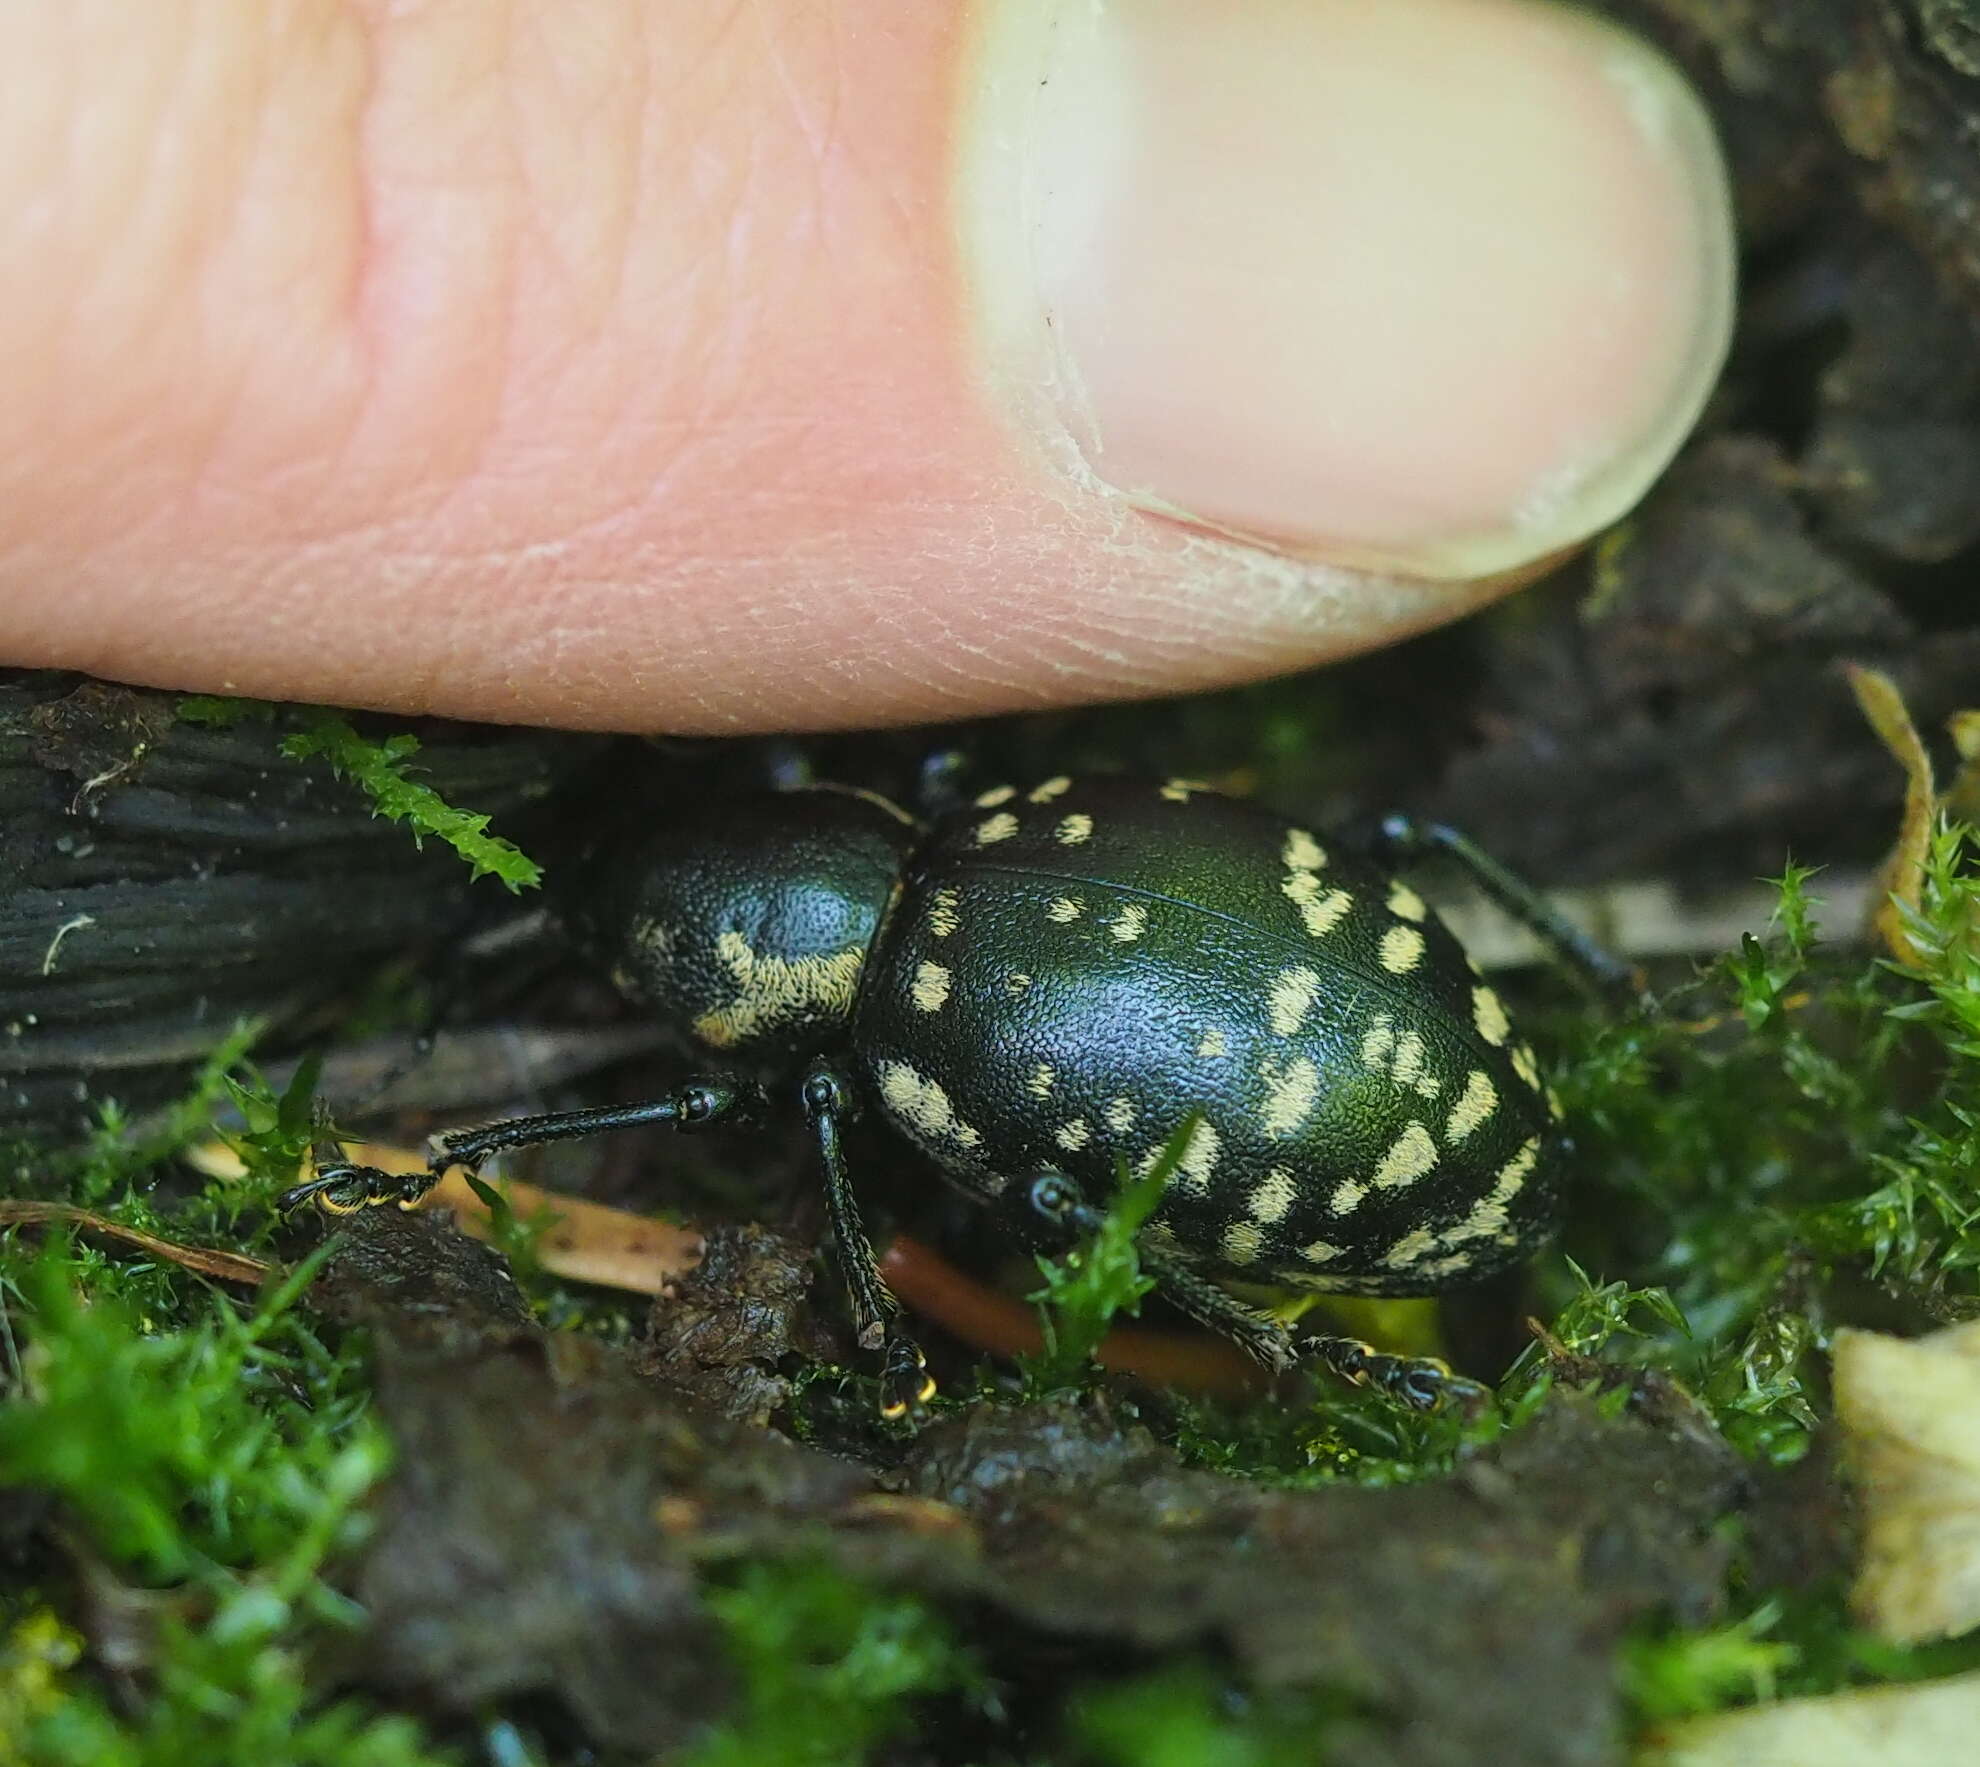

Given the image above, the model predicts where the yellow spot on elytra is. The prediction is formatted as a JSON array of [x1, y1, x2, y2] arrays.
[[1283, 828, 1327, 872], [911, 960, 952, 1012], [1386, 881, 1428, 922], [1258, 1055, 1321, 1137], [1027, 1063, 1056, 1099], [1391, 1030, 1427, 1089], [1027, 776, 1072, 804], [975, 811, 1020, 845], [1360, 1014, 1396, 1072], [1444, 1070, 1498, 1145], [974, 784, 1016, 808], [1437, 1137, 1544, 1249], [877, 1061, 982, 1150], [1267, 965, 1322, 1036], [1472, 985, 1511, 1047], [1221, 1221, 1263, 1264], [1056, 813, 1094, 846], [1300, 1239, 1345, 1265], [1104, 1095, 1137, 1134], [1547, 1086, 1564, 1120], [1495, 1137, 1542, 1195], [1196, 1029, 1227, 1059], [927, 889, 960, 938], [1160, 778, 1209, 802], [1046, 897, 1083, 923], [1330, 1178, 1366, 1214], [1056, 1118, 1092, 1152], [1109, 903, 1148, 943], [1284, 872, 1352, 939], [1415, 1073, 1443, 1099], [692, 931, 864, 1049], [1005, 971, 1033, 997], [1510, 1044, 1541, 1091], [1371, 1121, 1438, 1189], [1249, 1168, 1298, 1222], [1382, 1226, 1441, 1271], [1169, 1120, 1223, 1192], [1379, 924, 1426, 976]]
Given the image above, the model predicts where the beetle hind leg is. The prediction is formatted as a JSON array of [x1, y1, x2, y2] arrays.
[[1298, 1333, 1491, 1416]]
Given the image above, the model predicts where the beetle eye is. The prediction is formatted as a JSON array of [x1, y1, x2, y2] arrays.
[[681, 1086, 719, 1122]]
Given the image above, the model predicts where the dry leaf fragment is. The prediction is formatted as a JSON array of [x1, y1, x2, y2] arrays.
[[187, 1139, 703, 1294], [1845, 663, 1935, 967], [1835, 1319, 1980, 1645], [1640, 1668, 1980, 1766], [0, 1200, 271, 1286]]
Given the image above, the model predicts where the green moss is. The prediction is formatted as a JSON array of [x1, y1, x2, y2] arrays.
[[0, 1237, 451, 1766], [176, 698, 541, 891], [684, 1562, 973, 1767], [1065, 1664, 1354, 1767], [1021, 1113, 1199, 1393]]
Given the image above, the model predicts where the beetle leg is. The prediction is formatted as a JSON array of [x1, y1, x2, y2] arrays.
[[276, 1078, 756, 1214], [1132, 1241, 1302, 1373], [1019, 1173, 1487, 1412], [1366, 813, 1639, 1000], [1298, 1333, 1492, 1417], [429, 1078, 757, 1172], [277, 1162, 427, 1214], [801, 1058, 935, 1420]]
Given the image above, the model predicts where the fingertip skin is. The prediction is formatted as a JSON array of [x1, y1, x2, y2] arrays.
[[0, 2, 1722, 733]]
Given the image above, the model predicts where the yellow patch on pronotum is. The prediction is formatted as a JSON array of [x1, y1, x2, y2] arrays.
[[692, 932, 864, 1048]]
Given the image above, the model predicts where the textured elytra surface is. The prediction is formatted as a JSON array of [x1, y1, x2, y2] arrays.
[[855, 777, 1558, 1294]]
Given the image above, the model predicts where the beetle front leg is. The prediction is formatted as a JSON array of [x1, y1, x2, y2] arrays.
[[276, 1077, 756, 1214], [801, 1057, 934, 1420]]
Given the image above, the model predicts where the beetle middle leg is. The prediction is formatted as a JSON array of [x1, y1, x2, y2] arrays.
[[802, 1057, 935, 1420]]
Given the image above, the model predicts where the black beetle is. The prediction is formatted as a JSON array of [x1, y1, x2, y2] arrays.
[[286, 774, 1622, 1414]]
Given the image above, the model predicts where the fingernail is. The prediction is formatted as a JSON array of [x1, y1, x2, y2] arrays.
[[962, 0, 1735, 579]]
